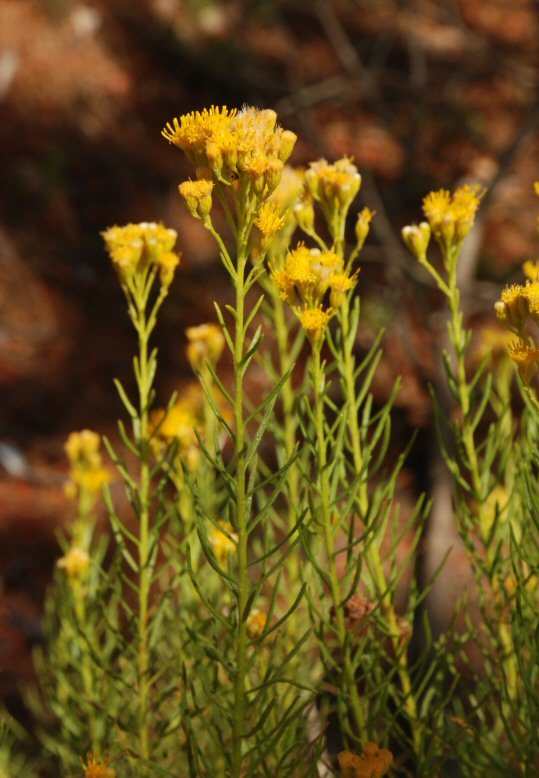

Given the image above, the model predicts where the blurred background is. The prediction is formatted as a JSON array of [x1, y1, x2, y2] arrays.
[[1, 0, 538, 740]]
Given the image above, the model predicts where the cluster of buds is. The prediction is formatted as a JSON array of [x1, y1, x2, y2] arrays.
[[185, 322, 225, 372], [270, 243, 357, 342], [102, 222, 180, 291], [178, 179, 214, 225], [495, 281, 539, 384], [209, 520, 238, 566], [163, 106, 297, 200], [305, 157, 361, 225], [338, 742, 393, 778], [149, 384, 205, 473], [64, 430, 110, 500], [420, 184, 484, 256]]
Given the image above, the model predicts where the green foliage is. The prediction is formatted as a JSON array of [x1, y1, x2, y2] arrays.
[[12, 108, 537, 778]]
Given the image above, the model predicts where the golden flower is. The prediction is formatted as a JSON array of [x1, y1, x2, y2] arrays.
[[209, 521, 238, 565], [254, 202, 286, 249], [185, 323, 225, 371], [355, 207, 375, 251], [149, 385, 205, 472], [338, 743, 393, 778], [57, 547, 90, 580], [178, 179, 214, 222], [306, 157, 361, 213], [269, 266, 295, 303], [65, 430, 101, 467], [423, 185, 484, 249], [162, 106, 237, 167], [329, 271, 356, 308], [65, 430, 110, 496], [295, 305, 332, 342], [81, 753, 116, 778], [495, 283, 528, 333], [163, 105, 296, 193], [522, 259, 539, 281], [102, 222, 180, 288], [246, 608, 268, 639], [508, 340, 539, 383]]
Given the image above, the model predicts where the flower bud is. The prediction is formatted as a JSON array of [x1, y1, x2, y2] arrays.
[[179, 179, 214, 222], [294, 198, 315, 233], [355, 207, 375, 250], [185, 323, 225, 371], [402, 222, 431, 258]]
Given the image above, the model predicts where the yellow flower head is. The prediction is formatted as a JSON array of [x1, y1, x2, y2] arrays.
[[162, 106, 237, 166], [57, 547, 90, 580], [65, 430, 110, 497], [295, 305, 332, 342], [209, 521, 238, 565], [285, 245, 320, 289], [306, 157, 361, 213], [422, 185, 484, 249], [179, 179, 214, 222], [329, 271, 357, 308], [355, 207, 375, 251], [508, 340, 539, 383], [246, 608, 268, 640], [185, 323, 225, 371], [149, 385, 205, 472], [522, 259, 539, 281], [163, 105, 296, 196], [338, 742, 393, 778], [269, 266, 295, 303], [495, 283, 528, 334], [102, 222, 180, 288], [81, 752, 116, 778], [255, 202, 286, 240]]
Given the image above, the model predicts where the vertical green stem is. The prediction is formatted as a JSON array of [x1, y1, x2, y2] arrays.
[[273, 289, 301, 592], [231, 227, 249, 778], [312, 344, 366, 744], [132, 279, 153, 767], [446, 257, 518, 702], [338, 295, 422, 755]]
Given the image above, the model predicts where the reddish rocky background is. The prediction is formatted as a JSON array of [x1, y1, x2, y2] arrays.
[[1, 0, 538, 750]]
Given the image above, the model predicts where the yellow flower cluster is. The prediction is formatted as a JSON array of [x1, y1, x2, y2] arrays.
[[495, 281, 539, 335], [186, 323, 225, 372], [57, 546, 90, 580], [305, 157, 361, 217], [338, 742, 393, 778], [149, 384, 205, 472], [507, 340, 539, 384], [64, 430, 110, 498], [163, 106, 296, 197], [102, 222, 180, 289], [422, 185, 484, 251], [178, 179, 214, 223], [270, 244, 357, 341], [81, 753, 116, 778], [209, 520, 238, 565]]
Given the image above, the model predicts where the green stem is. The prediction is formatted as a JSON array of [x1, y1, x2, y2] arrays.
[[445, 252, 518, 707], [137, 319, 151, 766], [312, 344, 366, 745], [231, 224, 249, 778], [339, 295, 422, 755]]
